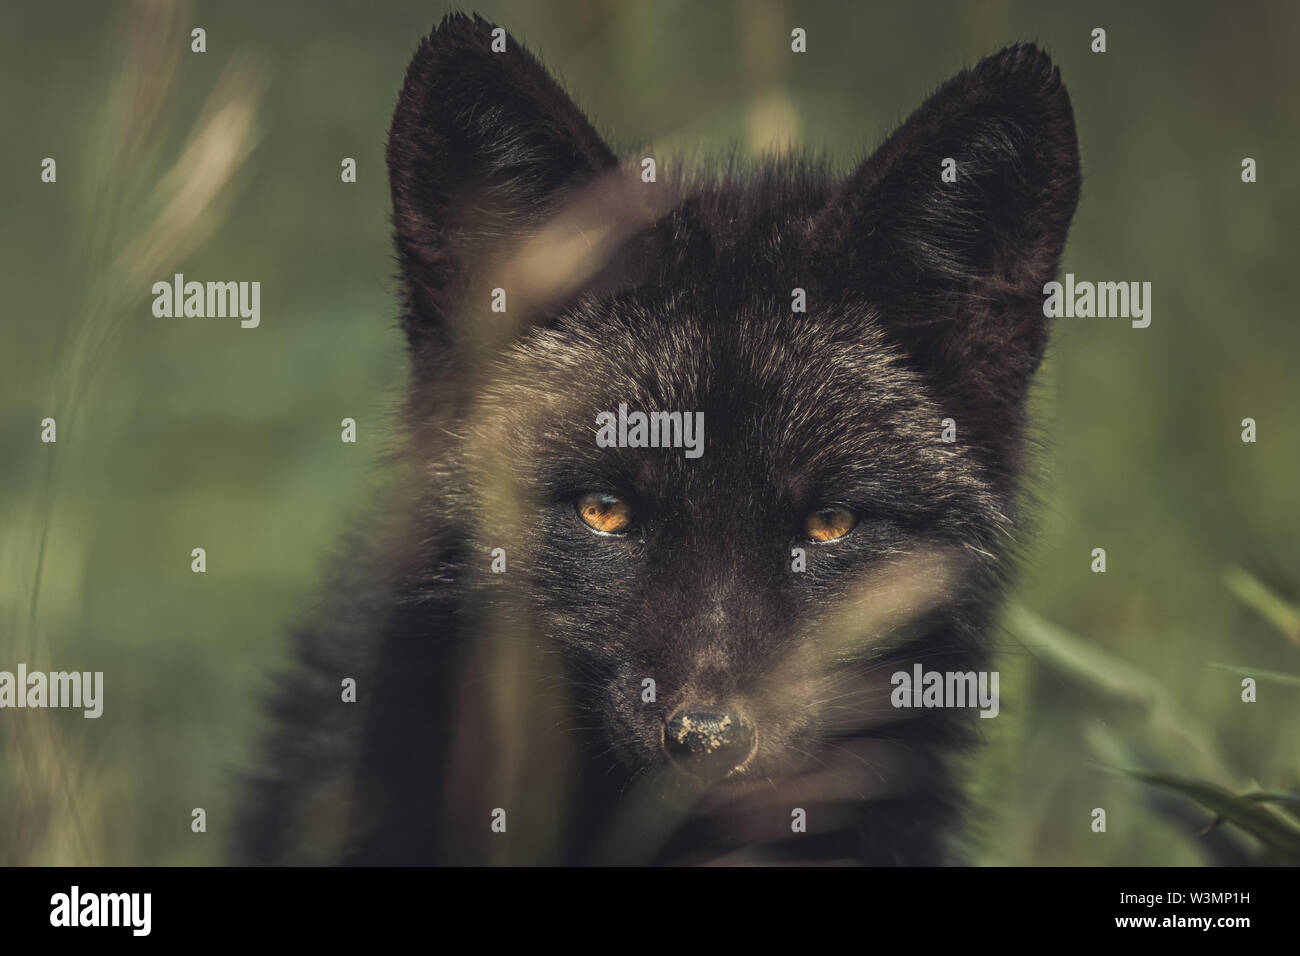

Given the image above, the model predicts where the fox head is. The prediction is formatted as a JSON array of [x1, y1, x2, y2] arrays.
[[382, 14, 1079, 860]]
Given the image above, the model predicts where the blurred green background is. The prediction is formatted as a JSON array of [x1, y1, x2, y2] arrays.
[[2, 0, 1298, 865]]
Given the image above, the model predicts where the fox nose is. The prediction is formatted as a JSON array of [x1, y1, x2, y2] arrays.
[[664, 709, 755, 779]]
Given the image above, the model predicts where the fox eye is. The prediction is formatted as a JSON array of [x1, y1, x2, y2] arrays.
[[576, 493, 634, 536], [804, 507, 856, 543]]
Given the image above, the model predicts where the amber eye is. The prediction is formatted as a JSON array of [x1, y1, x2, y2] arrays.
[[576, 493, 634, 535], [804, 507, 856, 543]]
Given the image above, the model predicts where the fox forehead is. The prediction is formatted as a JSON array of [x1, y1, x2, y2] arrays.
[[469, 306, 994, 529]]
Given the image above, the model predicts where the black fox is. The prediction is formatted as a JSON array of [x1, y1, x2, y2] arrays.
[[238, 13, 1079, 865]]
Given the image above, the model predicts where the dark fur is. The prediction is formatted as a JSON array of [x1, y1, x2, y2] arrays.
[[236, 13, 1079, 865]]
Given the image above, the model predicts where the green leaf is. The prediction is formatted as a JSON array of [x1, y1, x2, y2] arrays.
[[1209, 662, 1300, 688], [1006, 604, 1240, 786], [1224, 567, 1300, 648], [1114, 769, 1300, 858]]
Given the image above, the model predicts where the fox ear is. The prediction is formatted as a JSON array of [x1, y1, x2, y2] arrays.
[[387, 14, 618, 353], [811, 44, 1080, 417]]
